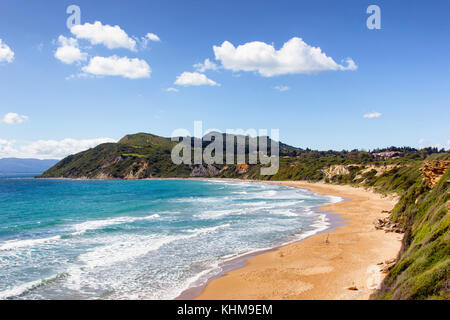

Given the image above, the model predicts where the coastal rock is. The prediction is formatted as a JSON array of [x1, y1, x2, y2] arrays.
[[373, 218, 403, 234], [125, 161, 148, 179], [92, 172, 112, 180], [322, 165, 350, 179], [323, 164, 403, 182], [100, 156, 122, 169], [380, 259, 396, 273], [218, 165, 230, 174]]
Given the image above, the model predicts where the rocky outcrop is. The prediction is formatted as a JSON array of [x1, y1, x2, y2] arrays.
[[125, 161, 148, 179], [236, 163, 249, 174], [218, 165, 230, 174], [420, 160, 450, 188], [373, 217, 404, 233], [322, 165, 350, 179], [189, 164, 219, 177], [378, 258, 397, 274], [323, 164, 401, 181], [92, 172, 112, 180], [100, 156, 122, 169], [356, 164, 398, 178]]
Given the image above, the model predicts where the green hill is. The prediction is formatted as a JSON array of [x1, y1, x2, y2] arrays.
[[40, 136, 187, 179]]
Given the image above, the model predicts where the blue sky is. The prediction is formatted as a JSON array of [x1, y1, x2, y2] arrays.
[[0, 0, 449, 159]]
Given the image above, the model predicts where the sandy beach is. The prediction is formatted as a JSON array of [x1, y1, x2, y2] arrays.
[[195, 181, 403, 300]]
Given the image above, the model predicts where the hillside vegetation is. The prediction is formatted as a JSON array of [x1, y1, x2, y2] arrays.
[[373, 158, 449, 299]]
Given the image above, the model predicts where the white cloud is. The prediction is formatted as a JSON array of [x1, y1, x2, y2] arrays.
[[54, 36, 87, 64], [145, 33, 160, 42], [418, 138, 425, 145], [71, 21, 137, 51], [193, 58, 218, 72], [0, 39, 14, 63], [21, 138, 116, 159], [3, 113, 29, 124], [166, 87, 179, 92], [0, 139, 17, 156], [140, 33, 161, 49], [363, 112, 382, 118], [274, 85, 290, 92], [174, 72, 219, 86], [82, 55, 151, 79], [213, 37, 357, 77], [0, 137, 116, 159]]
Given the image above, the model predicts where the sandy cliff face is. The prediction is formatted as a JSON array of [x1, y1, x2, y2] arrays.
[[322, 165, 351, 179], [420, 160, 450, 188], [236, 164, 249, 174], [322, 164, 399, 180]]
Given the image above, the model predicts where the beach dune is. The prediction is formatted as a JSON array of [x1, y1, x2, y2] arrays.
[[195, 181, 403, 300]]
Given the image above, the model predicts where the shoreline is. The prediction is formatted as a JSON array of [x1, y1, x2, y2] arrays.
[[193, 180, 403, 300], [30, 177, 403, 299], [176, 193, 346, 300]]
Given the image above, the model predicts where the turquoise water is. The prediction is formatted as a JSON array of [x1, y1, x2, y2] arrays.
[[0, 177, 341, 300]]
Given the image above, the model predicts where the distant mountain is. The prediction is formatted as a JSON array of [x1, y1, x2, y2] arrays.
[[0, 158, 59, 174]]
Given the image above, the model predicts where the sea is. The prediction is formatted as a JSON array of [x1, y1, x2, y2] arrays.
[[0, 175, 342, 300]]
